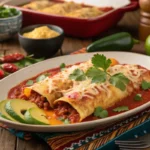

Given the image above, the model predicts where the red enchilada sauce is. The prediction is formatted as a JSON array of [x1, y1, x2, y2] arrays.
[[54, 88, 150, 123], [7, 63, 150, 125]]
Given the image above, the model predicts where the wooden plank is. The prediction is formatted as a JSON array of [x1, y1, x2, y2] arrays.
[[62, 37, 92, 55], [16, 137, 50, 150], [0, 129, 16, 150], [0, 36, 25, 55]]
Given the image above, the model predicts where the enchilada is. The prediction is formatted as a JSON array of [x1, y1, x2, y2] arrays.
[[7, 54, 150, 125], [54, 64, 150, 122]]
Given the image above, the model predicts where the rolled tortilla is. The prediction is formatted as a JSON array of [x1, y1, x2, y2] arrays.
[[54, 65, 150, 122], [24, 60, 92, 107]]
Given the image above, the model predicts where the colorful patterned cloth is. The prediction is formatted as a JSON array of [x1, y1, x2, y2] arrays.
[[0, 109, 150, 150], [0, 49, 150, 150]]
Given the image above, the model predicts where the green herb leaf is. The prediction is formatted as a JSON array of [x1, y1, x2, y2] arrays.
[[94, 107, 108, 118], [36, 74, 47, 82], [141, 80, 150, 90], [63, 118, 70, 124], [60, 63, 66, 71], [0, 7, 19, 18], [113, 106, 129, 112], [44, 72, 51, 77], [26, 80, 34, 86], [134, 94, 142, 101], [86, 67, 107, 83], [69, 69, 86, 81], [92, 54, 111, 71], [14, 57, 44, 69], [58, 117, 70, 124], [109, 73, 130, 91]]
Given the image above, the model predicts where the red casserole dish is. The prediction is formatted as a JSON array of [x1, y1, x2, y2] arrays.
[[10, 0, 138, 38]]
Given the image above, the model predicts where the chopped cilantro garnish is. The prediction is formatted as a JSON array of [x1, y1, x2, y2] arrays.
[[60, 63, 66, 71], [26, 80, 34, 86], [134, 94, 142, 101], [113, 106, 129, 112], [109, 73, 130, 91], [58, 117, 70, 124], [68, 54, 130, 91], [141, 80, 150, 90], [69, 69, 86, 81], [86, 67, 107, 83], [92, 54, 111, 71], [36, 74, 47, 82], [94, 106, 108, 118]]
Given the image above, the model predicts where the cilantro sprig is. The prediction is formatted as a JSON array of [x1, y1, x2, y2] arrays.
[[14, 55, 44, 69], [58, 117, 70, 124], [134, 94, 142, 101], [92, 54, 111, 71], [68, 54, 130, 91], [141, 80, 150, 90], [69, 69, 86, 81], [94, 106, 108, 118], [60, 63, 66, 71], [26, 80, 34, 86], [113, 106, 129, 112], [86, 67, 107, 83], [109, 73, 130, 91]]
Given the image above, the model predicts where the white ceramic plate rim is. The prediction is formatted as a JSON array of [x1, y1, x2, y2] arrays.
[[0, 51, 150, 132]]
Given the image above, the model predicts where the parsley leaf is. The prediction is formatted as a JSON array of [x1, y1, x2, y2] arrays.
[[92, 54, 111, 71], [113, 106, 129, 112], [134, 94, 142, 101], [26, 80, 34, 86], [109, 73, 130, 91], [69, 69, 86, 81], [141, 80, 150, 90], [94, 107, 108, 118], [86, 67, 107, 83], [60, 63, 66, 71]]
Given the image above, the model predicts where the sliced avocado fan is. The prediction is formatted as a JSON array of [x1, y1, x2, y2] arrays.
[[0, 100, 17, 122], [5, 99, 37, 123], [25, 107, 49, 125]]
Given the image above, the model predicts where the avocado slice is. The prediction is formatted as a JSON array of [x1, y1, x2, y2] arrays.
[[24, 107, 49, 125], [5, 99, 37, 123], [0, 100, 17, 122]]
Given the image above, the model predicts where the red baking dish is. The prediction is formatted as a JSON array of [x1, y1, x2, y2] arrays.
[[10, 0, 139, 38]]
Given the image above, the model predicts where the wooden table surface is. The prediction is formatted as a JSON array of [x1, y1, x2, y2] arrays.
[[0, 9, 147, 150]]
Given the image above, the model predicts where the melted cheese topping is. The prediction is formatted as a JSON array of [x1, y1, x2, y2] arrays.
[[60, 64, 147, 100], [108, 64, 146, 88], [28, 60, 147, 101], [47, 60, 92, 93]]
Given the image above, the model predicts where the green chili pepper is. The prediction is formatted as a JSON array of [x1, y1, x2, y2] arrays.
[[86, 32, 139, 52], [145, 35, 150, 55]]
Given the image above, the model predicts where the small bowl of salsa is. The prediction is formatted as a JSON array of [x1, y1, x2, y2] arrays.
[[0, 6, 22, 41], [18, 24, 64, 58]]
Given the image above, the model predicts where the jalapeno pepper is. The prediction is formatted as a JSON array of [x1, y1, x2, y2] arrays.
[[86, 32, 139, 52], [145, 35, 150, 55]]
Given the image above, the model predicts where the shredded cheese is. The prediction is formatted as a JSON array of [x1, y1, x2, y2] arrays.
[[26, 59, 147, 101], [60, 64, 147, 100]]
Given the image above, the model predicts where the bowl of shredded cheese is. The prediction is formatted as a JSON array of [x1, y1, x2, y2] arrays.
[[18, 24, 64, 58]]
